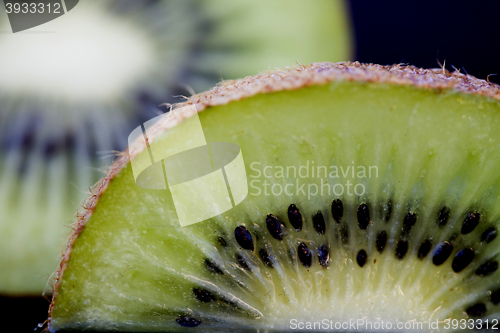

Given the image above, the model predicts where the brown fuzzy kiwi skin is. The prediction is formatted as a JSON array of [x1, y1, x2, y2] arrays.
[[46, 61, 500, 330]]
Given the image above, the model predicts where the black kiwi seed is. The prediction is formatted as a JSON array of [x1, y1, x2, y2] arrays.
[[287, 204, 303, 231], [395, 240, 408, 260], [176, 316, 202, 328], [376, 231, 387, 253], [481, 227, 497, 243], [340, 224, 349, 243], [432, 242, 453, 266], [298, 243, 312, 268], [43, 140, 60, 158], [461, 212, 480, 235], [384, 200, 392, 222], [317, 245, 329, 267], [266, 214, 284, 240], [235, 254, 250, 270], [357, 203, 370, 230], [447, 232, 459, 243], [312, 211, 326, 234], [491, 289, 500, 305], [193, 288, 216, 303], [417, 239, 432, 259], [234, 226, 254, 251], [216, 237, 227, 247], [259, 249, 273, 268], [436, 206, 450, 228], [204, 259, 224, 275], [451, 248, 475, 273], [466, 303, 487, 317], [357, 249, 367, 267], [402, 212, 417, 234], [475, 260, 498, 277], [331, 199, 343, 223]]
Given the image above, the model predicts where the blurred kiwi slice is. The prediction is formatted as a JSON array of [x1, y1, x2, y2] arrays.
[[0, 0, 352, 294], [48, 63, 500, 331]]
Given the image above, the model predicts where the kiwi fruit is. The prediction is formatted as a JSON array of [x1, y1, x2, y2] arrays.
[[0, 0, 351, 294], [47, 62, 500, 331]]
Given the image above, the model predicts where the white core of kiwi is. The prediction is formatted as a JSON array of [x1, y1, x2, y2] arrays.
[[0, 2, 155, 102]]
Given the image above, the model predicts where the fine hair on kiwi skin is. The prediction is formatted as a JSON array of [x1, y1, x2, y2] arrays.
[[47, 62, 500, 332], [0, 0, 351, 295]]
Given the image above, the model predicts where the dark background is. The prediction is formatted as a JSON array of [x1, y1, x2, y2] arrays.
[[349, 0, 500, 84], [3, 1, 500, 332]]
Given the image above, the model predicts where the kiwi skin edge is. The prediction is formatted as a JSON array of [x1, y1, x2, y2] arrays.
[[47, 61, 500, 330]]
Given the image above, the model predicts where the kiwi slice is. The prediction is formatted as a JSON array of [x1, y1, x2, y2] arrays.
[[47, 62, 500, 331], [0, 0, 351, 294]]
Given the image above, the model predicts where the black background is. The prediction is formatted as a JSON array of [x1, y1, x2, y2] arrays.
[[349, 0, 500, 84], [3, 1, 500, 332]]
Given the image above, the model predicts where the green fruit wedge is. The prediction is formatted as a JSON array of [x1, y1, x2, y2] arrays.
[[49, 63, 500, 332], [0, 0, 352, 295]]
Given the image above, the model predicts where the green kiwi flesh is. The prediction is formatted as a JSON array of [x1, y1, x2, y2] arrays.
[[0, 0, 352, 295], [49, 63, 500, 331]]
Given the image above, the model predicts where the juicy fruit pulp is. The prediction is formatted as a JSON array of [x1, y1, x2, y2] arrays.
[[49, 63, 500, 331], [0, 0, 352, 295]]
